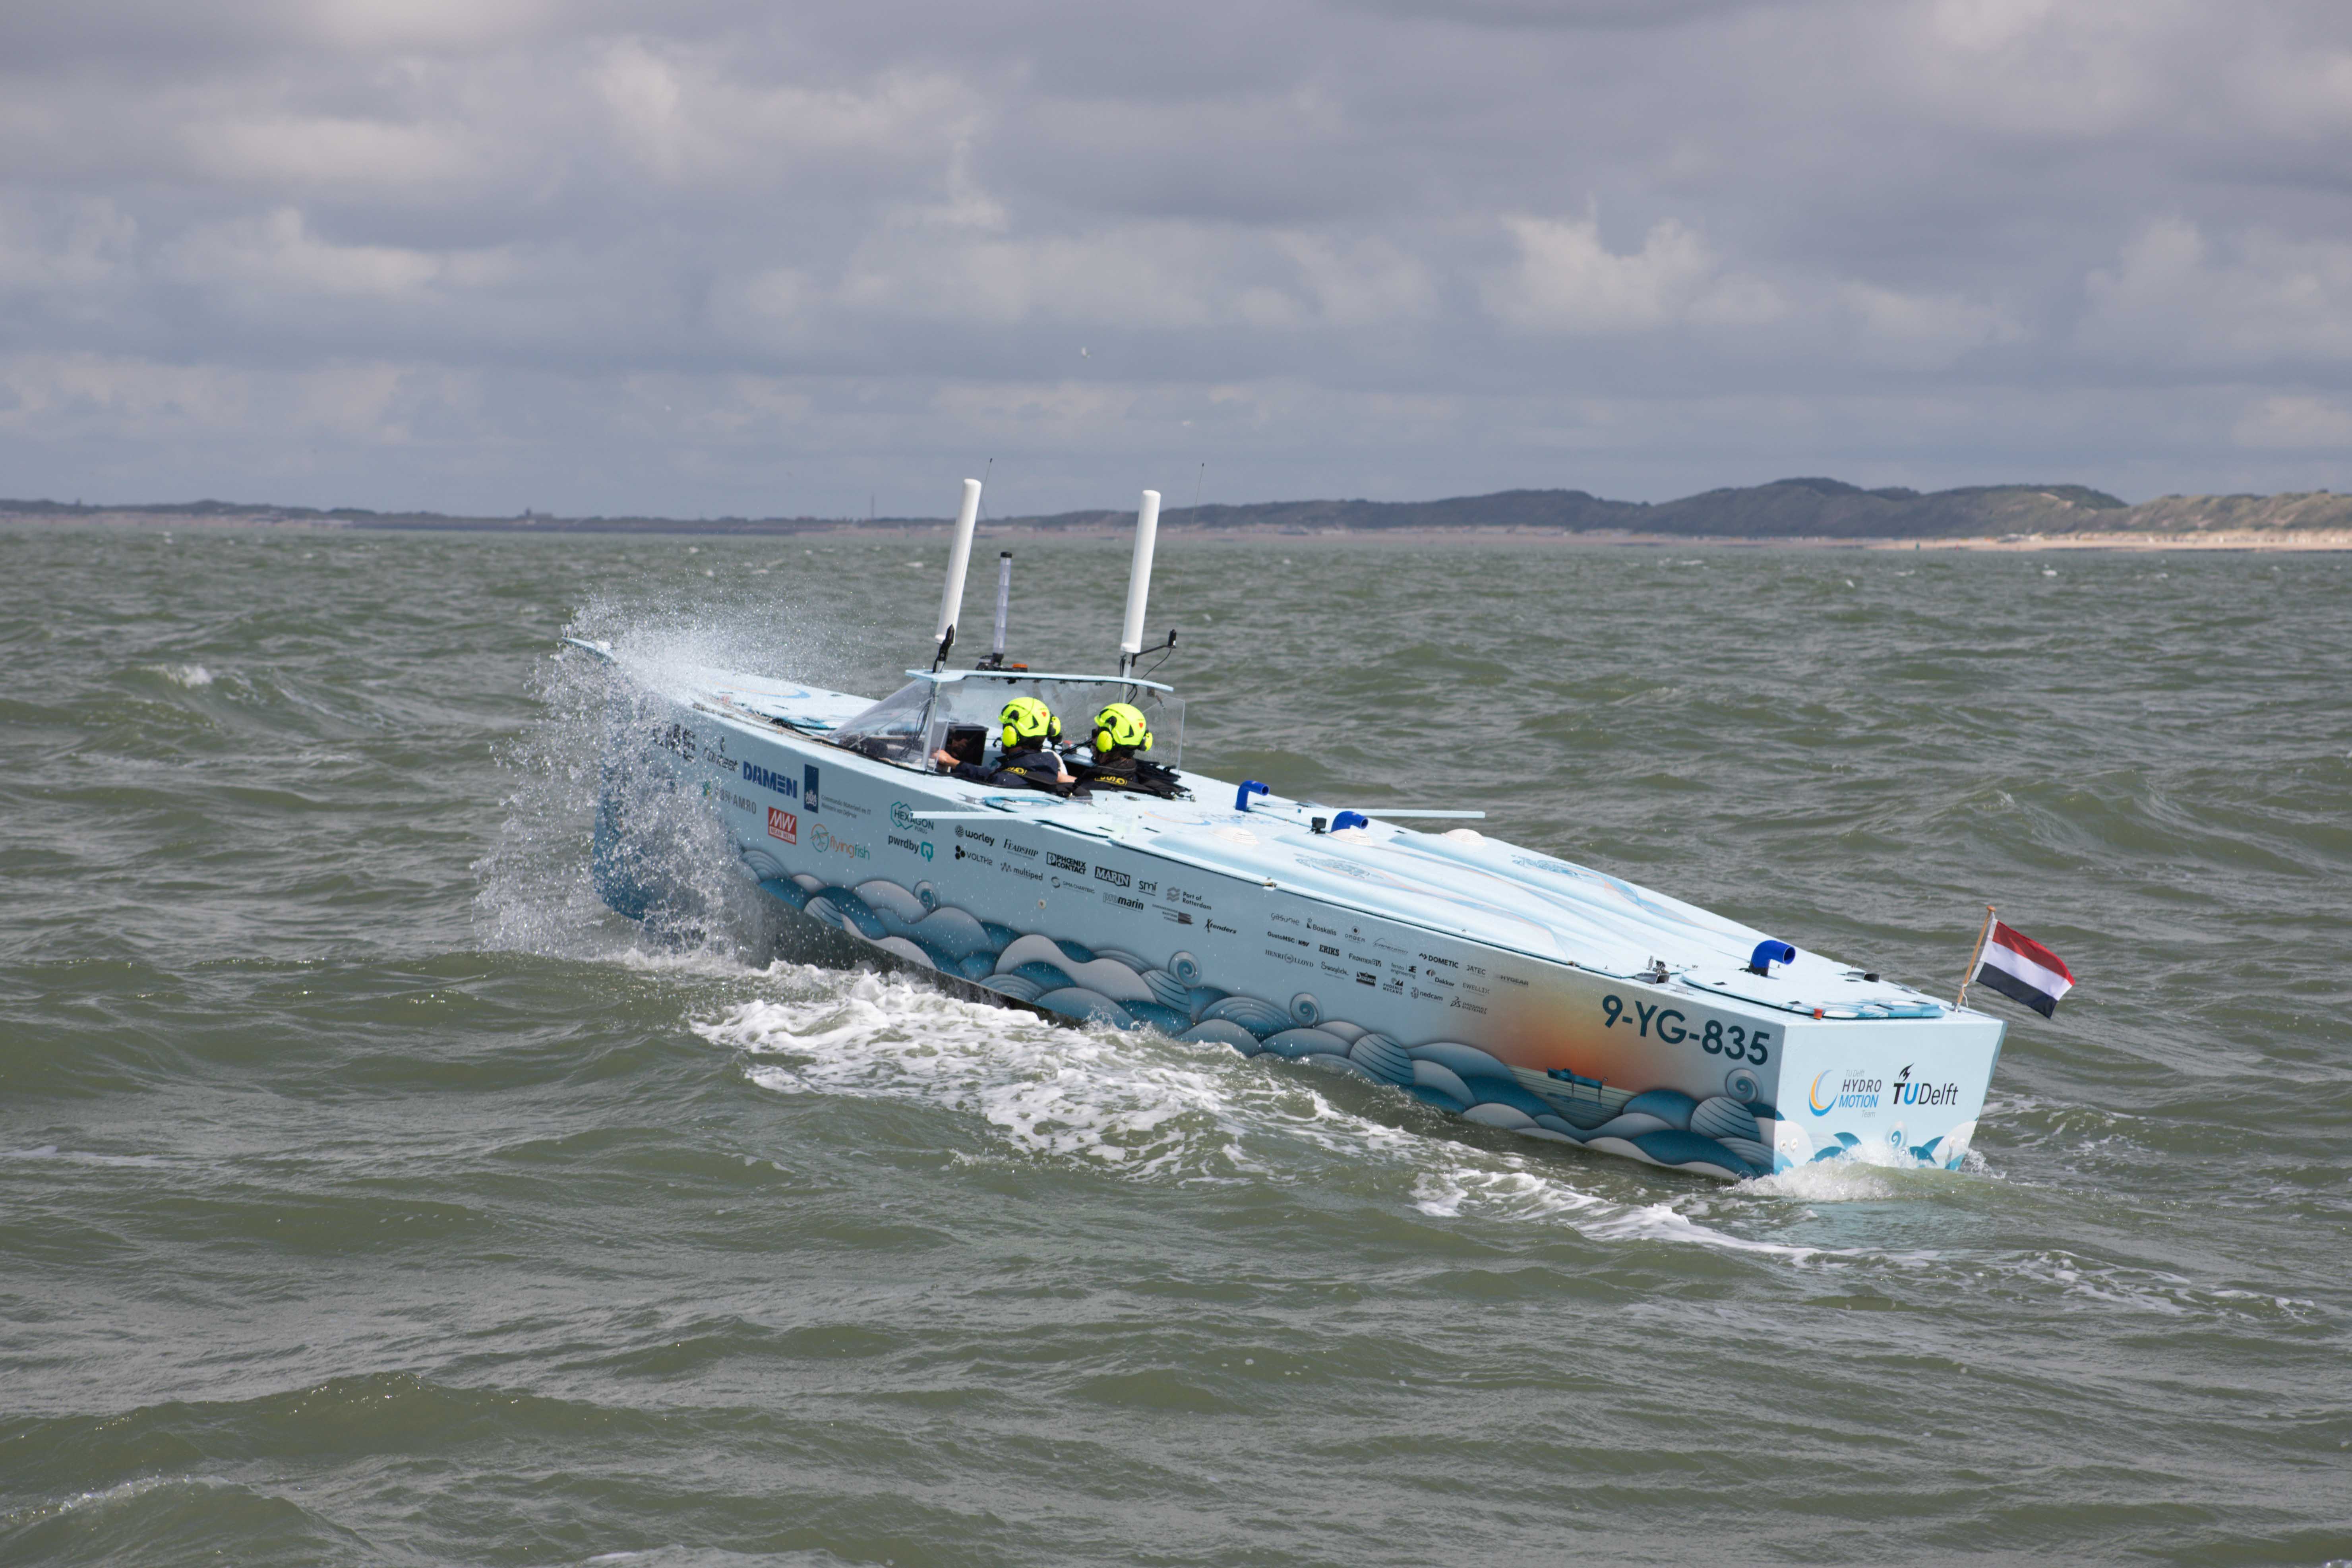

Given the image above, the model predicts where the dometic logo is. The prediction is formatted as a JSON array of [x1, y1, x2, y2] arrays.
[[1094, 865, 1132, 889], [1046, 852, 1086, 873], [743, 763, 799, 799], [1418, 952, 1460, 969], [767, 808, 798, 844], [1890, 1064, 1961, 1109], [1809, 1070, 1884, 1117]]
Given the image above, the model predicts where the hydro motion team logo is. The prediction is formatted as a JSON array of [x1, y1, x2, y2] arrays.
[[1809, 1070, 1884, 1117]]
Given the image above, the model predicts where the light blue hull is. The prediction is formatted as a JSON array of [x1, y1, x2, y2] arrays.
[[586, 653, 2002, 1183]]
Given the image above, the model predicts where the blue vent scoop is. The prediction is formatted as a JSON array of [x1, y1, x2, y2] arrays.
[[1748, 939, 1796, 976]]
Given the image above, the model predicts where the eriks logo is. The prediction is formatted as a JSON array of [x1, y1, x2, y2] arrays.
[[767, 808, 798, 844], [1047, 852, 1087, 873], [743, 763, 798, 799], [1318, 943, 1340, 956], [1094, 865, 1132, 889]]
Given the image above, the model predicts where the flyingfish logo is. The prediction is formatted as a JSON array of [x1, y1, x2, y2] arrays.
[[1809, 1070, 1884, 1117]]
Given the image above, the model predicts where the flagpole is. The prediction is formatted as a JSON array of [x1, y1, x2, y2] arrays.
[[1955, 904, 1996, 1009]]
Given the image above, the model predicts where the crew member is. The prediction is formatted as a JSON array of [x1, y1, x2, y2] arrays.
[[1076, 702, 1183, 797], [933, 696, 1075, 792]]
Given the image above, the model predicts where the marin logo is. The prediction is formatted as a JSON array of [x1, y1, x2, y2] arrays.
[[1094, 865, 1132, 889], [1108, 894, 1143, 910], [1046, 852, 1087, 873], [1809, 1070, 1884, 1117], [767, 808, 797, 844], [742, 763, 798, 799]]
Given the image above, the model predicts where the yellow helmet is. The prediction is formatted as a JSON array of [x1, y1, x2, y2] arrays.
[[999, 696, 1060, 749], [1092, 701, 1152, 755]]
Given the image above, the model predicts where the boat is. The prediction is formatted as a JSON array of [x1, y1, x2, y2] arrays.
[[571, 480, 2004, 1181]]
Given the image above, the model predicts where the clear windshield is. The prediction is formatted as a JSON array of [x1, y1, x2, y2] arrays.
[[827, 679, 935, 764]]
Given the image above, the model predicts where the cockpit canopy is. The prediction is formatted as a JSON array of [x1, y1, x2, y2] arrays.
[[828, 670, 1185, 772]]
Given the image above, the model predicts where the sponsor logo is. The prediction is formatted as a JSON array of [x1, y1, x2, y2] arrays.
[[1463, 981, 1490, 995], [1002, 863, 1044, 882], [803, 764, 820, 811], [1808, 1071, 1884, 1117], [1266, 948, 1313, 968], [954, 844, 992, 866], [767, 808, 798, 843], [1449, 997, 1487, 1015], [1382, 976, 1404, 994], [1411, 985, 1446, 1001], [1372, 938, 1409, 954], [886, 834, 935, 860], [809, 824, 869, 860], [1138, 880, 1157, 895], [955, 827, 996, 847], [1318, 943, 1340, 956], [1163, 909, 1194, 925], [1270, 912, 1302, 926], [1108, 894, 1144, 910], [1498, 973, 1529, 988], [720, 788, 757, 813], [713, 756, 739, 774], [1347, 952, 1381, 967], [743, 762, 799, 799], [1464, 963, 1487, 977], [1418, 952, 1460, 969], [1094, 865, 1132, 889], [1307, 920, 1337, 936], [1176, 888, 1211, 910], [1320, 962, 1351, 977], [1355, 971, 1378, 987], [1002, 839, 1039, 858], [1890, 1064, 1961, 1109], [890, 801, 932, 830], [1205, 919, 1236, 934], [1047, 852, 1087, 873]]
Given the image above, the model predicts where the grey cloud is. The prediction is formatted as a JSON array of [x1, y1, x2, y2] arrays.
[[3, 0, 2350, 516]]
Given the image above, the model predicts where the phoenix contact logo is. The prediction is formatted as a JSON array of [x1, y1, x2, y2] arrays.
[[1046, 852, 1086, 873]]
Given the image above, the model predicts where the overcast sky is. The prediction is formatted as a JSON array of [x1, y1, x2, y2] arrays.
[[4, 0, 2350, 515]]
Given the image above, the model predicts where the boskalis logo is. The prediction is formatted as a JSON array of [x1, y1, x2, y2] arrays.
[[742, 762, 798, 800], [1889, 1064, 1960, 1110], [1808, 1070, 1884, 1117]]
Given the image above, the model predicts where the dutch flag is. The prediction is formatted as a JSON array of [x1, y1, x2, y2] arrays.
[[1976, 921, 2076, 1018]]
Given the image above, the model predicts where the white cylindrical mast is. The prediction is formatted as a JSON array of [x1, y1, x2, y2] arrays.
[[1119, 488, 1161, 658], [990, 550, 1012, 659], [934, 478, 983, 653]]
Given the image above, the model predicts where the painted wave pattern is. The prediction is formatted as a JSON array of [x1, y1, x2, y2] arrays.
[[743, 857, 1924, 1182]]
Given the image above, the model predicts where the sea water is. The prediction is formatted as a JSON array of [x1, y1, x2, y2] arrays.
[[3, 526, 2348, 1565]]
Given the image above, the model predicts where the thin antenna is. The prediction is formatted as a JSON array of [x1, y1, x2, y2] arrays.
[[1192, 461, 1204, 514], [980, 457, 994, 519]]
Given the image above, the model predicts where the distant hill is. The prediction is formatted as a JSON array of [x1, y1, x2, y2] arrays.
[[6, 478, 2348, 539]]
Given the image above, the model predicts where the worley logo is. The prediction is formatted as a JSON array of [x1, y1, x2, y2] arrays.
[[767, 808, 797, 844], [743, 763, 798, 799]]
